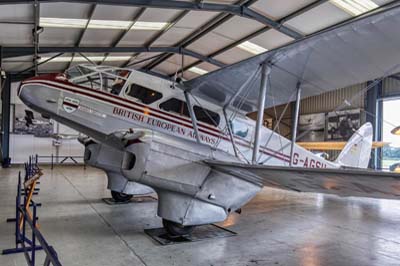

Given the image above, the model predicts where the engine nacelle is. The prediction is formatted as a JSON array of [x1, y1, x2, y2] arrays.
[[84, 140, 153, 195], [121, 131, 262, 226]]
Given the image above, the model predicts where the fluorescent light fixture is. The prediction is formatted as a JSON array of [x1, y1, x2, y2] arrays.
[[330, 0, 378, 16], [40, 17, 169, 30], [103, 56, 131, 61], [88, 19, 131, 30], [40, 17, 87, 28], [236, 41, 268, 55], [132, 21, 169, 30], [391, 126, 400, 135], [39, 56, 131, 63], [188, 67, 208, 75]]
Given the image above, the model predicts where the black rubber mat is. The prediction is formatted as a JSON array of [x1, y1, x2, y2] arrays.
[[145, 224, 237, 245]]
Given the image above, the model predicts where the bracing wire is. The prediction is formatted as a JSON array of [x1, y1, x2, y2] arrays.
[[260, 62, 400, 165]]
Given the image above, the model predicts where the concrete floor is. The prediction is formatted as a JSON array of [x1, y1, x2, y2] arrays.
[[1, 166, 400, 266]]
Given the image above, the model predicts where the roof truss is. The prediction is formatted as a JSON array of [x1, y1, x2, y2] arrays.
[[1, 46, 226, 67], [2, 0, 304, 39]]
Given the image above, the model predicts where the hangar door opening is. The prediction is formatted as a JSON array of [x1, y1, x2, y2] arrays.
[[381, 98, 400, 170]]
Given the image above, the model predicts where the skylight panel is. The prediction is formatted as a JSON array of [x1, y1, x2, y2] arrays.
[[40, 17, 169, 31], [40, 17, 87, 28], [88, 20, 131, 30], [132, 21, 169, 30], [39, 56, 131, 63], [330, 0, 379, 16], [188, 67, 208, 75], [103, 56, 132, 61], [236, 41, 268, 55]]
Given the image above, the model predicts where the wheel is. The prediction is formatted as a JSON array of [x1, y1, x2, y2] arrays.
[[162, 219, 195, 236], [111, 191, 133, 202]]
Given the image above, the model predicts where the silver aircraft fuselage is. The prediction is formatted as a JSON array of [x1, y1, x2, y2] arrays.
[[18, 68, 339, 227], [18, 72, 334, 169]]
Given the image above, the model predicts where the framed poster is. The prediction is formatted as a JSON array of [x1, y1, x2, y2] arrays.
[[298, 113, 325, 142], [327, 109, 361, 141], [13, 105, 54, 137]]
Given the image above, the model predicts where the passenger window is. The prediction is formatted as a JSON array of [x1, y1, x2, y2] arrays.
[[229, 119, 249, 138], [159, 98, 190, 117], [125, 84, 162, 104], [160, 98, 220, 126], [194, 106, 220, 126]]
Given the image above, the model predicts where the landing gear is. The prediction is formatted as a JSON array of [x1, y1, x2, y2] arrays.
[[162, 219, 195, 236], [111, 191, 133, 202]]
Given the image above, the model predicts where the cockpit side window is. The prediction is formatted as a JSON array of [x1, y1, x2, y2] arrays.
[[159, 98, 220, 126], [110, 70, 130, 95], [125, 84, 162, 104]]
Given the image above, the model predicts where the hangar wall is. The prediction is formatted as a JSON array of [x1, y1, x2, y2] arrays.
[[300, 83, 366, 115], [382, 77, 400, 98], [250, 82, 368, 139]]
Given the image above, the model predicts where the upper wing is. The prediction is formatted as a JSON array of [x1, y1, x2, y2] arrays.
[[205, 160, 400, 200], [186, 3, 400, 113]]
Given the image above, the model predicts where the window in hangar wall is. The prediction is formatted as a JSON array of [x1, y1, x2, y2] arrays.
[[381, 98, 400, 170]]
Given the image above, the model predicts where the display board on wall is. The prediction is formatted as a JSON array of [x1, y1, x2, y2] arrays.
[[13, 106, 54, 137], [298, 108, 362, 142], [298, 113, 325, 142], [327, 109, 361, 141]]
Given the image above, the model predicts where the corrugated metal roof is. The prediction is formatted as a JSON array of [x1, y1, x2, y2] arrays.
[[0, 0, 396, 80]]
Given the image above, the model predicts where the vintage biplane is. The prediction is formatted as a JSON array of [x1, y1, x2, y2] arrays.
[[18, 3, 400, 236]]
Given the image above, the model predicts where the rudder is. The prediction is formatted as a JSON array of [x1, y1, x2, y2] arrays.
[[335, 123, 373, 168]]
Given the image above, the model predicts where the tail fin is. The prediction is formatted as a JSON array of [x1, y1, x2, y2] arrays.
[[335, 123, 373, 168]]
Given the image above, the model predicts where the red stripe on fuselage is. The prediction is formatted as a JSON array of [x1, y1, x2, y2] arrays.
[[24, 77, 220, 133], [22, 80, 291, 162]]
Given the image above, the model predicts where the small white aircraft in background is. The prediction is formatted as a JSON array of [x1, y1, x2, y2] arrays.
[[18, 4, 400, 236]]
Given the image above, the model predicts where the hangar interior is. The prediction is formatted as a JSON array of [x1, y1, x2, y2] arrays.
[[1, 1, 400, 266]]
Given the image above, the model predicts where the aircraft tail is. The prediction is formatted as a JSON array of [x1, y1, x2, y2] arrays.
[[334, 122, 373, 168]]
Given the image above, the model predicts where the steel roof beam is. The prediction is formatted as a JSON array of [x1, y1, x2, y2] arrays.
[[100, 7, 146, 64], [175, 0, 329, 75], [142, 12, 232, 71], [142, 0, 258, 71], [176, 27, 270, 75], [120, 2, 199, 68], [67, 4, 97, 69], [278, 0, 329, 25], [2, 46, 226, 67], [4, 0, 303, 39]]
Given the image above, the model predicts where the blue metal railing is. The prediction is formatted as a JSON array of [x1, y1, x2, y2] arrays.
[[2, 155, 62, 266]]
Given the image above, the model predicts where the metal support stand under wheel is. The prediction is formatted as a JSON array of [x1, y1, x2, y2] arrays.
[[162, 219, 195, 237], [111, 191, 133, 202]]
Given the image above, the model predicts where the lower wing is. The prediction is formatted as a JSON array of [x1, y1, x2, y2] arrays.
[[205, 160, 400, 200]]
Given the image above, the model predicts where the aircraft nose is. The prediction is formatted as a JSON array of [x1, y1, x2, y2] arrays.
[[18, 82, 38, 108], [18, 75, 61, 116], [18, 73, 60, 101]]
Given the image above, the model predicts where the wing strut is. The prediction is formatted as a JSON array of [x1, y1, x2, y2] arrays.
[[290, 81, 302, 166], [252, 63, 271, 164], [223, 66, 261, 159], [184, 90, 201, 144]]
